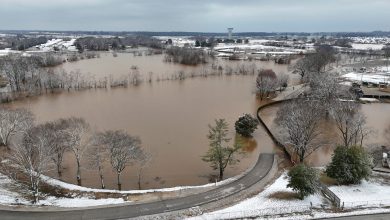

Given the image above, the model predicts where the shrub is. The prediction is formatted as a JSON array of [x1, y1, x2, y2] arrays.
[[287, 164, 318, 200], [234, 114, 259, 137], [326, 146, 373, 185]]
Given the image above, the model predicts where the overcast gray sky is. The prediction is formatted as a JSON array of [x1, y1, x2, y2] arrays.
[[0, 0, 389, 32]]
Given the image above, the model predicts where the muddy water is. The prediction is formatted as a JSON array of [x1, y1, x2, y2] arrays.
[[5, 53, 294, 190], [260, 103, 390, 167]]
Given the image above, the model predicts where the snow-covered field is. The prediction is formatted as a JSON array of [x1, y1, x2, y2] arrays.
[[351, 43, 385, 51], [342, 72, 390, 85], [329, 179, 390, 208], [34, 38, 77, 52], [189, 172, 326, 220], [214, 43, 309, 55]]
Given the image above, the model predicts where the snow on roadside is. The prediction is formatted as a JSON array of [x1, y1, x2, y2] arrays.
[[189, 172, 326, 220], [39, 196, 127, 208], [329, 180, 390, 208], [41, 167, 246, 194], [0, 173, 128, 207], [0, 174, 29, 205]]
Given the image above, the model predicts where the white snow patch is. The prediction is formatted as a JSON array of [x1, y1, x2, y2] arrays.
[[0, 173, 128, 207], [329, 180, 390, 208], [189, 172, 325, 220], [351, 43, 385, 51], [39, 197, 127, 208], [41, 169, 243, 194], [359, 98, 379, 102], [342, 72, 390, 85]]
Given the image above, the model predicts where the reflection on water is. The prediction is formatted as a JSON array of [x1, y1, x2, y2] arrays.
[[4, 53, 293, 190]]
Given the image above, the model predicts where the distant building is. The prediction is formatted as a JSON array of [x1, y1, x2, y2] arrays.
[[227, 28, 233, 40]]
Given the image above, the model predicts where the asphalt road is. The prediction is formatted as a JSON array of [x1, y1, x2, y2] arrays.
[[0, 153, 275, 220]]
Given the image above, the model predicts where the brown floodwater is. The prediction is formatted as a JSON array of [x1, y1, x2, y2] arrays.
[[260, 103, 390, 167], [4, 52, 295, 190]]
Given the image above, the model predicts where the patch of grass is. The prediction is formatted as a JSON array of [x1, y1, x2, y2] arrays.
[[267, 191, 299, 200], [319, 172, 338, 186]]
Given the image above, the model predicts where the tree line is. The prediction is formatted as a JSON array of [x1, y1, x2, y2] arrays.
[[0, 108, 149, 203]]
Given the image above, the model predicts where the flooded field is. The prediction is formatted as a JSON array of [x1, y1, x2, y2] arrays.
[[260, 103, 390, 167], [4, 52, 295, 190]]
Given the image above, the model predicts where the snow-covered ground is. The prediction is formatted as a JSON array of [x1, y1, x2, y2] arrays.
[[155, 36, 195, 47], [350, 37, 390, 45], [351, 43, 385, 51], [0, 48, 22, 56], [342, 72, 390, 85], [189, 172, 390, 220], [34, 38, 77, 52], [329, 179, 390, 208], [41, 166, 246, 194], [0, 173, 128, 207], [189, 172, 326, 220]]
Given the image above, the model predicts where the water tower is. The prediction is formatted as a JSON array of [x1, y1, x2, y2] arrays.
[[227, 28, 233, 40]]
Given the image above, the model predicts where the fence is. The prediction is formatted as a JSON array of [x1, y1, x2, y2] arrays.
[[197, 205, 313, 220], [195, 199, 390, 220], [341, 199, 390, 210]]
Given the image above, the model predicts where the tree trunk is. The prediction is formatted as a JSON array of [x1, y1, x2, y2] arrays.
[[57, 161, 62, 178], [98, 166, 105, 189], [219, 167, 224, 181], [137, 172, 141, 190], [76, 159, 81, 186], [117, 172, 121, 191]]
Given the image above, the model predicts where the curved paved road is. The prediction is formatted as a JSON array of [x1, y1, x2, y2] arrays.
[[0, 154, 275, 220]]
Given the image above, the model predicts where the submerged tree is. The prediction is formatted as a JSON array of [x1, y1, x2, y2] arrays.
[[135, 151, 152, 190], [276, 99, 322, 163], [0, 108, 34, 147], [330, 101, 371, 147], [235, 114, 259, 137], [62, 117, 91, 186], [202, 119, 242, 181], [256, 69, 277, 100], [36, 120, 70, 178], [87, 132, 109, 189], [100, 130, 142, 190]]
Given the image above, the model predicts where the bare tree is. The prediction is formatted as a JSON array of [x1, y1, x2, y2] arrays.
[[8, 125, 54, 203], [101, 130, 142, 190], [62, 117, 91, 186], [135, 151, 152, 190], [0, 54, 41, 92], [330, 101, 371, 147], [277, 72, 289, 91], [0, 108, 34, 147], [86, 132, 109, 189], [291, 47, 335, 80], [276, 99, 322, 163], [256, 69, 277, 100], [306, 71, 352, 115], [41, 120, 71, 178]]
